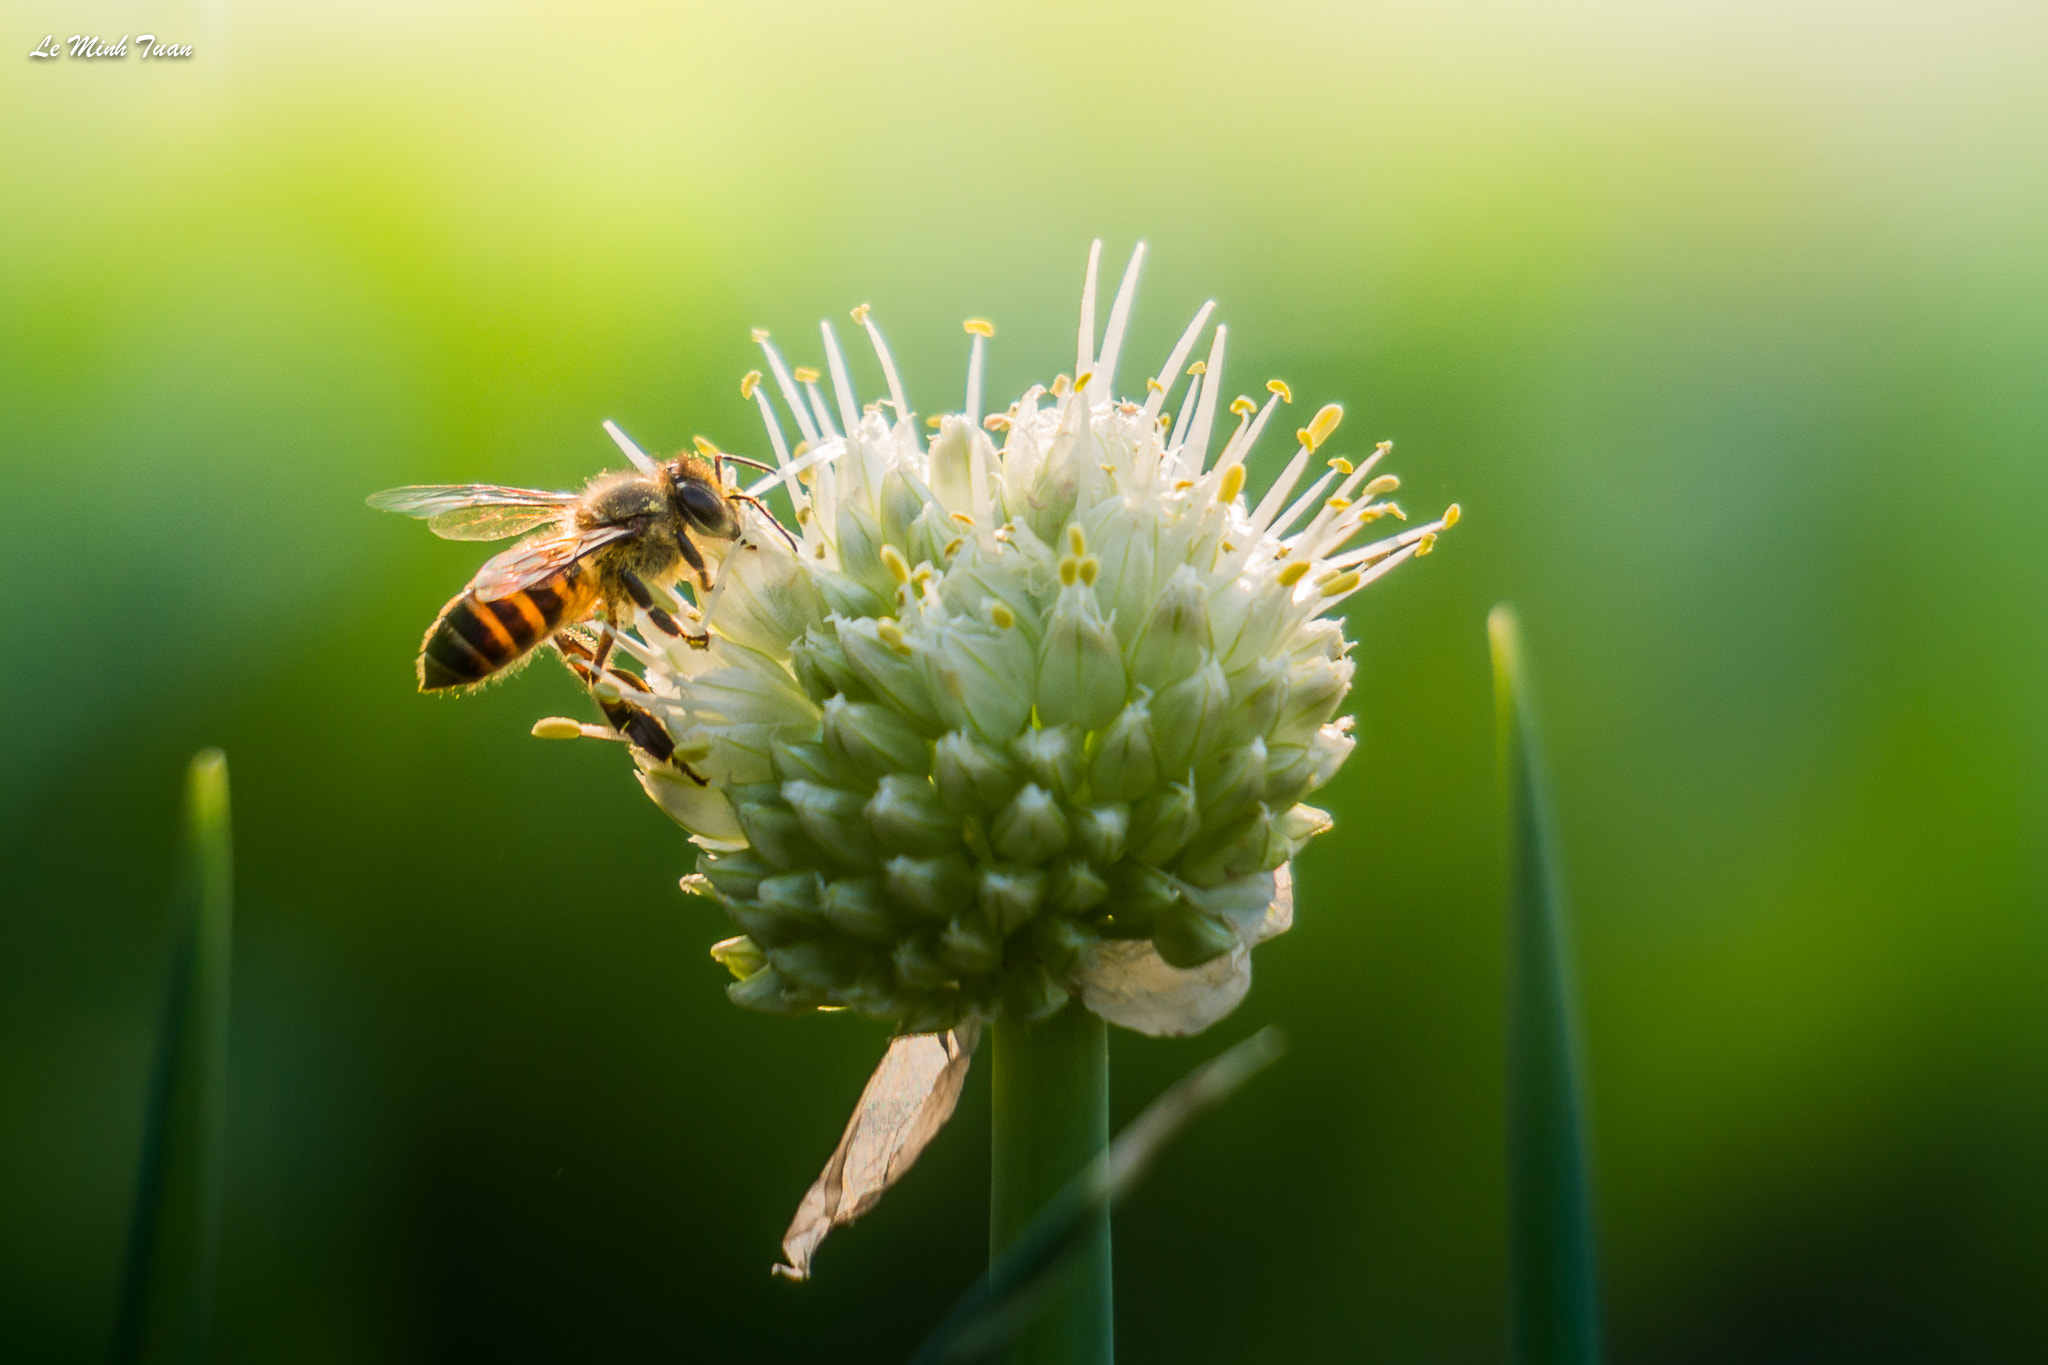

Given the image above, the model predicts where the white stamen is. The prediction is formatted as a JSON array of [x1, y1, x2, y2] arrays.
[[744, 437, 845, 500], [1267, 470, 1336, 539], [1167, 372, 1201, 454], [1181, 325, 1227, 476], [966, 331, 987, 427], [856, 309, 911, 427], [1077, 239, 1103, 380], [820, 320, 860, 437], [757, 336, 822, 446], [1142, 300, 1217, 424], [804, 380, 840, 439], [1215, 392, 1282, 475], [1093, 241, 1147, 399], [602, 420, 660, 475], [1249, 446, 1311, 531]]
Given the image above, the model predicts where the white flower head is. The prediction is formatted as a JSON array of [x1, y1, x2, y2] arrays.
[[561, 242, 1456, 1039]]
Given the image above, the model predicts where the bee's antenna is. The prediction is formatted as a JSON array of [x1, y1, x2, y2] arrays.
[[733, 493, 801, 553], [715, 454, 779, 474]]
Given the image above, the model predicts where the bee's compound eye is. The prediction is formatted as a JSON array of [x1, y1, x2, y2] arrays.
[[677, 480, 733, 533]]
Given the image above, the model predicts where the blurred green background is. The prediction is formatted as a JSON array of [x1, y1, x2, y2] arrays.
[[5, 1, 2045, 1359]]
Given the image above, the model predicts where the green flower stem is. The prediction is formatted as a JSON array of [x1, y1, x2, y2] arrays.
[[990, 1001, 1112, 1365]]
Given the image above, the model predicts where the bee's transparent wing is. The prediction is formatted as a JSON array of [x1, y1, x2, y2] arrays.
[[469, 524, 637, 599], [366, 484, 578, 541]]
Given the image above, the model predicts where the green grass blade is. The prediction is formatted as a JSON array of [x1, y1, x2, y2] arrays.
[[1489, 607, 1602, 1365], [114, 749, 233, 1365], [912, 1026, 1286, 1365]]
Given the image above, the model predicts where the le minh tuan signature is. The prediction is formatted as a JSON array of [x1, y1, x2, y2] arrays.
[[30, 34, 193, 59]]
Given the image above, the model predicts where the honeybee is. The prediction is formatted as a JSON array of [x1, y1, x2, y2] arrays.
[[369, 443, 784, 764]]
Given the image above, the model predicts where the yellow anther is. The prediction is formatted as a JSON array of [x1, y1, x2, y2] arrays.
[[1443, 503, 1462, 527], [851, 303, 871, 325], [990, 602, 1016, 629], [690, 437, 715, 458], [1174, 479, 1196, 491], [531, 716, 584, 740], [1268, 379, 1293, 402], [984, 413, 1012, 431], [879, 544, 911, 585], [1188, 360, 1207, 375], [927, 415, 944, 428], [740, 370, 763, 400], [1296, 428, 1313, 447], [1326, 457, 1354, 475], [1319, 570, 1362, 597], [751, 328, 770, 343], [1078, 555, 1100, 586], [911, 565, 933, 589], [1058, 557, 1079, 586], [1361, 474, 1400, 498], [1147, 377, 1166, 393], [1067, 525, 1087, 556], [1326, 496, 1353, 512], [1218, 465, 1247, 502], [1386, 503, 1407, 521], [1230, 396, 1257, 416], [794, 366, 820, 384], [592, 679, 623, 704], [1276, 561, 1310, 587], [1221, 540, 1236, 553], [875, 617, 908, 651], [1415, 532, 1439, 557], [942, 537, 964, 559], [946, 512, 973, 527], [1075, 371, 1093, 392], [1307, 403, 1343, 448], [1051, 374, 1072, 397], [964, 318, 995, 337], [796, 505, 813, 524], [792, 439, 811, 459]]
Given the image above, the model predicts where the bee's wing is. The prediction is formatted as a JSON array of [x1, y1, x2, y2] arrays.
[[469, 523, 638, 599], [366, 484, 579, 541]]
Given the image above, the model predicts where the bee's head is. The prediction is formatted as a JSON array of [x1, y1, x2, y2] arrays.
[[669, 465, 740, 540]]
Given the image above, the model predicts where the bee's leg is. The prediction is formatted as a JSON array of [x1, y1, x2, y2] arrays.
[[730, 493, 801, 552], [618, 570, 690, 641], [638, 553, 715, 653]]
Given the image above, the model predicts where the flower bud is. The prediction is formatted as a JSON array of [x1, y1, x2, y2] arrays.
[[1226, 657, 1289, 745], [714, 544, 823, 654], [1152, 904, 1240, 969], [1264, 722, 1355, 808], [940, 903, 1004, 975], [709, 934, 767, 980], [916, 616, 1036, 743], [819, 875, 899, 943], [771, 737, 855, 789], [1102, 861, 1181, 934], [822, 695, 930, 782], [1047, 859, 1109, 915], [700, 849, 773, 903], [1128, 781, 1200, 864], [992, 783, 1070, 862], [771, 938, 872, 991], [788, 625, 866, 702], [641, 768, 746, 845], [811, 569, 891, 621], [734, 794, 819, 870], [1273, 654, 1353, 746], [899, 989, 965, 1036], [1128, 565, 1212, 690], [1003, 964, 1071, 1023], [892, 927, 954, 990], [783, 781, 880, 867], [1150, 657, 1230, 774], [728, 898, 809, 950], [978, 864, 1047, 936], [1278, 803, 1334, 851], [1089, 702, 1157, 802], [884, 852, 975, 919], [838, 616, 941, 722], [1028, 914, 1089, 975], [1011, 725, 1083, 798], [878, 467, 930, 549], [835, 498, 890, 593], [1071, 804, 1129, 865], [866, 774, 959, 855], [935, 730, 1026, 812], [727, 965, 810, 1014], [1178, 804, 1288, 886], [1036, 585, 1127, 732], [1197, 737, 1268, 833]]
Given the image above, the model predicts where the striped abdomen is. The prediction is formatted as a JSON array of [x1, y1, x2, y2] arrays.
[[418, 565, 599, 692]]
